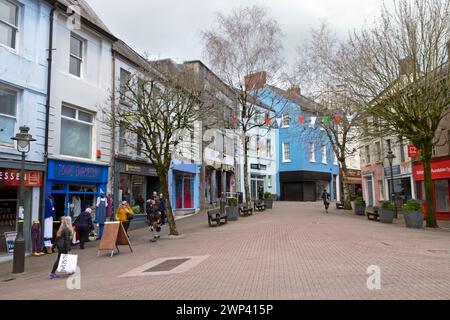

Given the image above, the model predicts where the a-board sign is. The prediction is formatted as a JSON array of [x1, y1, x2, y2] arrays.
[[4, 232, 17, 254], [98, 222, 133, 257]]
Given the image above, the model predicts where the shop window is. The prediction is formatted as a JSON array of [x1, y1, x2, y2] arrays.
[[0, 86, 17, 146], [60, 105, 93, 159], [69, 34, 83, 77], [435, 179, 449, 212], [0, 0, 19, 49]]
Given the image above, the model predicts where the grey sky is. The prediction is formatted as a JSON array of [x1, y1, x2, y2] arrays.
[[86, 0, 389, 68]]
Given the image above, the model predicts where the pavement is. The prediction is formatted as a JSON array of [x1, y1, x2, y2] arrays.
[[0, 202, 449, 300]]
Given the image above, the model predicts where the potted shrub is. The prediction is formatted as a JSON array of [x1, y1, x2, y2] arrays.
[[379, 201, 395, 224], [354, 197, 366, 215], [264, 193, 274, 209], [403, 199, 424, 229], [226, 197, 239, 221]]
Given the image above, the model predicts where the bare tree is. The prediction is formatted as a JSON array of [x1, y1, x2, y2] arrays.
[[341, 0, 450, 227], [201, 5, 286, 204], [110, 63, 211, 236], [295, 22, 364, 210]]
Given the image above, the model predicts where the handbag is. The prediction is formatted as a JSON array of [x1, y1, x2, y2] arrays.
[[57, 253, 78, 274]]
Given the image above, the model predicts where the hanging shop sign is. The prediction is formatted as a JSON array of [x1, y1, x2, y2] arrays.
[[408, 145, 419, 158], [0, 169, 43, 187]]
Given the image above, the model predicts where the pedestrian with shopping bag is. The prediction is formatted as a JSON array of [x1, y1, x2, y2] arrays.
[[49, 216, 74, 279]]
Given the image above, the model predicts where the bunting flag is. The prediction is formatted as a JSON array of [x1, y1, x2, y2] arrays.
[[231, 116, 238, 126], [299, 117, 305, 124], [276, 118, 282, 128], [347, 115, 354, 122], [322, 116, 329, 125], [335, 115, 342, 123], [310, 116, 317, 127], [265, 116, 271, 126]]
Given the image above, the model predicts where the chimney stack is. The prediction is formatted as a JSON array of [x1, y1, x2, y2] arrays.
[[287, 86, 301, 96], [245, 71, 267, 91], [399, 56, 414, 76]]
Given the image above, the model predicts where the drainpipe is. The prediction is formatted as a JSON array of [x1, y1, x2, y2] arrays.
[[40, 4, 55, 236], [111, 49, 118, 215]]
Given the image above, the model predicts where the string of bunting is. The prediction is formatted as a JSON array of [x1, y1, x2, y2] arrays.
[[230, 114, 353, 128]]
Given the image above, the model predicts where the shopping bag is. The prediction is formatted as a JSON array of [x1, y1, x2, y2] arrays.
[[57, 254, 78, 274]]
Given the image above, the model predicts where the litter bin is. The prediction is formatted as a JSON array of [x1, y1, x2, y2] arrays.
[[237, 192, 244, 205]]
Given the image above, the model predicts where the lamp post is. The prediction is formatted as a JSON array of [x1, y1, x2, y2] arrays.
[[11, 126, 36, 274], [386, 150, 398, 219]]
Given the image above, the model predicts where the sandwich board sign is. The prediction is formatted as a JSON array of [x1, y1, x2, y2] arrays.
[[97, 222, 133, 257]]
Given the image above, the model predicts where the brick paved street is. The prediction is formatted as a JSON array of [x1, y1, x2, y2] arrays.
[[0, 202, 449, 300]]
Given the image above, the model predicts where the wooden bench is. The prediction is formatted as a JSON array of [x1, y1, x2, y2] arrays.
[[207, 208, 227, 227], [239, 204, 253, 217], [254, 200, 266, 212], [366, 206, 380, 221]]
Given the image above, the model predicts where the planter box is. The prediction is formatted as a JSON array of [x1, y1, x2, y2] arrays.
[[404, 211, 424, 229], [354, 204, 366, 216], [379, 208, 395, 224], [264, 200, 273, 209], [226, 206, 239, 221]]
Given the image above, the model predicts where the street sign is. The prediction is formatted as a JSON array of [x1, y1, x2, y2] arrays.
[[408, 145, 419, 158]]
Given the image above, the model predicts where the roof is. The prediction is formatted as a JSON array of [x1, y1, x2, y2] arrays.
[[266, 85, 320, 113], [244, 92, 275, 112], [50, 0, 117, 41]]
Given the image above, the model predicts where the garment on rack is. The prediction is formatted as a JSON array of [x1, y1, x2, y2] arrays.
[[44, 196, 55, 242], [72, 196, 81, 217], [31, 221, 43, 254]]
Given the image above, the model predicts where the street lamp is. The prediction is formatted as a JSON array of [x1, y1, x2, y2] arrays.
[[11, 126, 36, 274], [386, 150, 398, 219]]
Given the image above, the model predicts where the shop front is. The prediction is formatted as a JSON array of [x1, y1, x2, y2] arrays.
[[384, 161, 415, 208], [0, 167, 43, 254], [115, 159, 159, 213], [280, 171, 334, 202], [413, 156, 450, 220], [170, 162, 200, 211], [46, 159, 109, 222]]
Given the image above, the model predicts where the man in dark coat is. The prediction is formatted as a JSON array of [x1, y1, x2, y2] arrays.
[[74, 208, 94, 249]]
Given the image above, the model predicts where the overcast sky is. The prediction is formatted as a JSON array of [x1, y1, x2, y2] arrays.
[[86, 0, 389, 69]]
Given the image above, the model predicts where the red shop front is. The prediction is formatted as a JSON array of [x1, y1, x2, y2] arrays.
[[413, 157, 450, 220]]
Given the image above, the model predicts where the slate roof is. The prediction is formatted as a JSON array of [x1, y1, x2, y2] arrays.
[[266, 85, 320, 113]]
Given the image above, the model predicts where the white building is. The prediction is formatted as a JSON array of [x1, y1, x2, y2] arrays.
[[45, 0, 117, 222]]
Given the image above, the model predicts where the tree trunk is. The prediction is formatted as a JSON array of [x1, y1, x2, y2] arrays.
[[421, 141, 438, 228], [160, 172, 180, 236], [243, 135, 251, 204], [340, 163, 353, 210]]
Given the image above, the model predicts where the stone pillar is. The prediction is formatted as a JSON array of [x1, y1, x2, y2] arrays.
[[211, 169, 217, 204]]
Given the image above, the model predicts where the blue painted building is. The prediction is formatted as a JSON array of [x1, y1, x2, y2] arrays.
[[0, 0, 52, 253], [259, 83, 340, 201], [169, 159, 201, 213]]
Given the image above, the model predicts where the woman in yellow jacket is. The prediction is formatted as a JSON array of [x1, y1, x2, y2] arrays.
[[115, 201, 134, 235]]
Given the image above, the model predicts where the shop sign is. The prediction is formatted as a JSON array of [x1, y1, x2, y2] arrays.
[[251, 164, 267, 171], [4, 232, 17, 254], [119, 162, 157, 176], [413, 158, 450, 181], [0, 169, 43, 187], [48, 160, 108, 183], [408, 145, 419, 158], [400, 162, 412, 175], [384, 165, 401, 177]]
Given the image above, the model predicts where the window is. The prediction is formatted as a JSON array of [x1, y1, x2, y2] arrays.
[[448, 130, 450, 155], [69, 34, 83, 77], [119, 122, 127, 153], [282, 113, 290, 127], [0, 87, 17, 145], [310, 143, 315, 162], [365, 145, 371, 164], [435, 180, 449, 212], [333, 151, 338, 165], [256, 135, 260, 156], [136, 135, 143, 157], [60, 105, 93, 158], [282, 143, 290, 162], [0, 0, 18, 49], [386, 139, 391, 152], [375, 142, 381, 162], [322, 145, 327, 164], [119, 68, 132, 105], [432, 145, 437, 157], [379, 180, 384, 200], [400, 138, 405, 162], [266, 138, 272, 157]]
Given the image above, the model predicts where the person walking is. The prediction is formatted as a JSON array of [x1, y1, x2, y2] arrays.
[[115, 201, 134, 236], [49, 216, 73, 279], [158, 193, 167, 225], [74, 208, 94, 250], [321, 189, 331, 213], [146, 199, 162, 242]]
